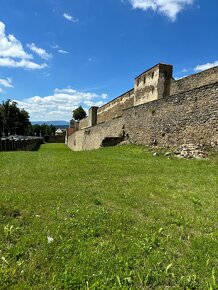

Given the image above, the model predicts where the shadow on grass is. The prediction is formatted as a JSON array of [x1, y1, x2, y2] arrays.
[[31, 143, 42, 151]]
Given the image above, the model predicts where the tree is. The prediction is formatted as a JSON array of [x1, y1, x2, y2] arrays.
[[72, 106, 87, 121], [28, 124, 56, 136], [0, 99, 30, 137]]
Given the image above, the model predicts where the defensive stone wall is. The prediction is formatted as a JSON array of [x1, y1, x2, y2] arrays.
[[134, 63, 172, 106], [123, 82, 218, 148], [67, 117, 124, 151], [67, 82, 218, 150], [97, 89, 134, 124], [79, 116, 89, 130], [170, 66, 218, 95], [67, 64, 218, 151]]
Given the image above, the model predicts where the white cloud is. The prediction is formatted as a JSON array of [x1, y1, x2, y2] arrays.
[[58, 49, 69, 54], [128, 0, 194, 21], [27, 43, 52, 60], [0, 57, 47, 69], [15, 87, 107, 121], [43, 72, 51, 78], [63, 13, 78, 23], [0, 77, 13, 88], [51, 44, 59, 49], [84, 100, 105, 107], [54, 88, 77, 94], [174, 75, 187, 80], [0, 21, 48, 70], [0, 77, 13, 94], [194, 60, 218, 72], [0, 21, 32, 59]]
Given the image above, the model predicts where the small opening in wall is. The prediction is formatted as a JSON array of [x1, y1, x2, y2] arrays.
[[150, 109, 156, 116], [143, 76, 146, 84], [151, 72, 154, 79], [137, 78, 140, 86]]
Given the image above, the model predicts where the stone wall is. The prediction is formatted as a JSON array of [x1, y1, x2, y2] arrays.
[[134, 64, 172, 106], [68, 117, 124, 151], [97, 89, 134, 124], [77, 65, 218, 130], [123, 82, 218, 147], [67, 82, 218, 151], [67, 64, 218, 151], [170, 66, 218, 95], [79, 116, 89, 130]]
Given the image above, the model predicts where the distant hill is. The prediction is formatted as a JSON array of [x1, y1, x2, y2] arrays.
[[31, 120, 69, 126], [31, 121, 69, 129]]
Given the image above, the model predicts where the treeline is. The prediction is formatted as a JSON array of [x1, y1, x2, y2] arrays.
[[29, 124, 56, 137], [0, 99, 56, 137], [0, 99, 30, 136]]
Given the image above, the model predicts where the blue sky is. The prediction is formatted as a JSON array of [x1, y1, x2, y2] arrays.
[[0, 0, 217, 121]]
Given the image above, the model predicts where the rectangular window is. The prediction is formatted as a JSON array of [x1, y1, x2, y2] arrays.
[[137, 78, 140, 86]]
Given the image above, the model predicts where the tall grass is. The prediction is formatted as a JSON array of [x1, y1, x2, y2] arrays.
[[0, 144, 217, 289]]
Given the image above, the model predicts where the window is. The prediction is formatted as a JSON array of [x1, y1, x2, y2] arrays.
[[143, 75, 146, 84], [137, 78, 140, 86], [151, 72, 154, 79]]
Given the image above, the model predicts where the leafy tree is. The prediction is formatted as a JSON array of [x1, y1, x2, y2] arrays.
[[0, 99, 30, 137], [72, 106, 87, 121], [28, 124, 56, 136]]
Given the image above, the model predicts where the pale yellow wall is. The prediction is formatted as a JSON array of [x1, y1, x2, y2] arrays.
[[67, 117, 124, 151], [134, 66, 160, 106], [97, 90, 134, 123], [78, 116, 89, 130]]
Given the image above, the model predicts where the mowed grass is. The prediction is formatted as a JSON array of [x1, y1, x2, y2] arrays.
[[0, 144, 217, 289]]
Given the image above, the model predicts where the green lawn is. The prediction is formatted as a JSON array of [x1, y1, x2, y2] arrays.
[[0, 144, 217, 289]]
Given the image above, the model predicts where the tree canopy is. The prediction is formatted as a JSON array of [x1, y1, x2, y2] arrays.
[[0, 99, 30, 137], [28, 124, 56, 137], [72, 106, 87, 121]]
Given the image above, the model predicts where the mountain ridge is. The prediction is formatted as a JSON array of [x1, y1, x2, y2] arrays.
[[31, 121, 69, 126]]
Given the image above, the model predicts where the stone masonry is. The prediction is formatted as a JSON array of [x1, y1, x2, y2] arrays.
[[66, 63, 218, 151]]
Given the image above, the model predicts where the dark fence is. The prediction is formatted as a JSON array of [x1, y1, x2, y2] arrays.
[[0, 138, 43, 152]]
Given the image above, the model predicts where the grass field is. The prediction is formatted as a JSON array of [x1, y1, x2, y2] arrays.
[[0, 143, 217, 289]]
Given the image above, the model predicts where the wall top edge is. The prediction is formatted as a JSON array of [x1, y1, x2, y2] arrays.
[[98, 88, 134, 110], [135, 63, 173, 80], [123, 81, 218, 112], [172, 65, 218, 83]]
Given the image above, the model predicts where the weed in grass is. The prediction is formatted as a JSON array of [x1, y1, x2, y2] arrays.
[[192, 196, 202, 206], [93, 198, 102, 206]]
